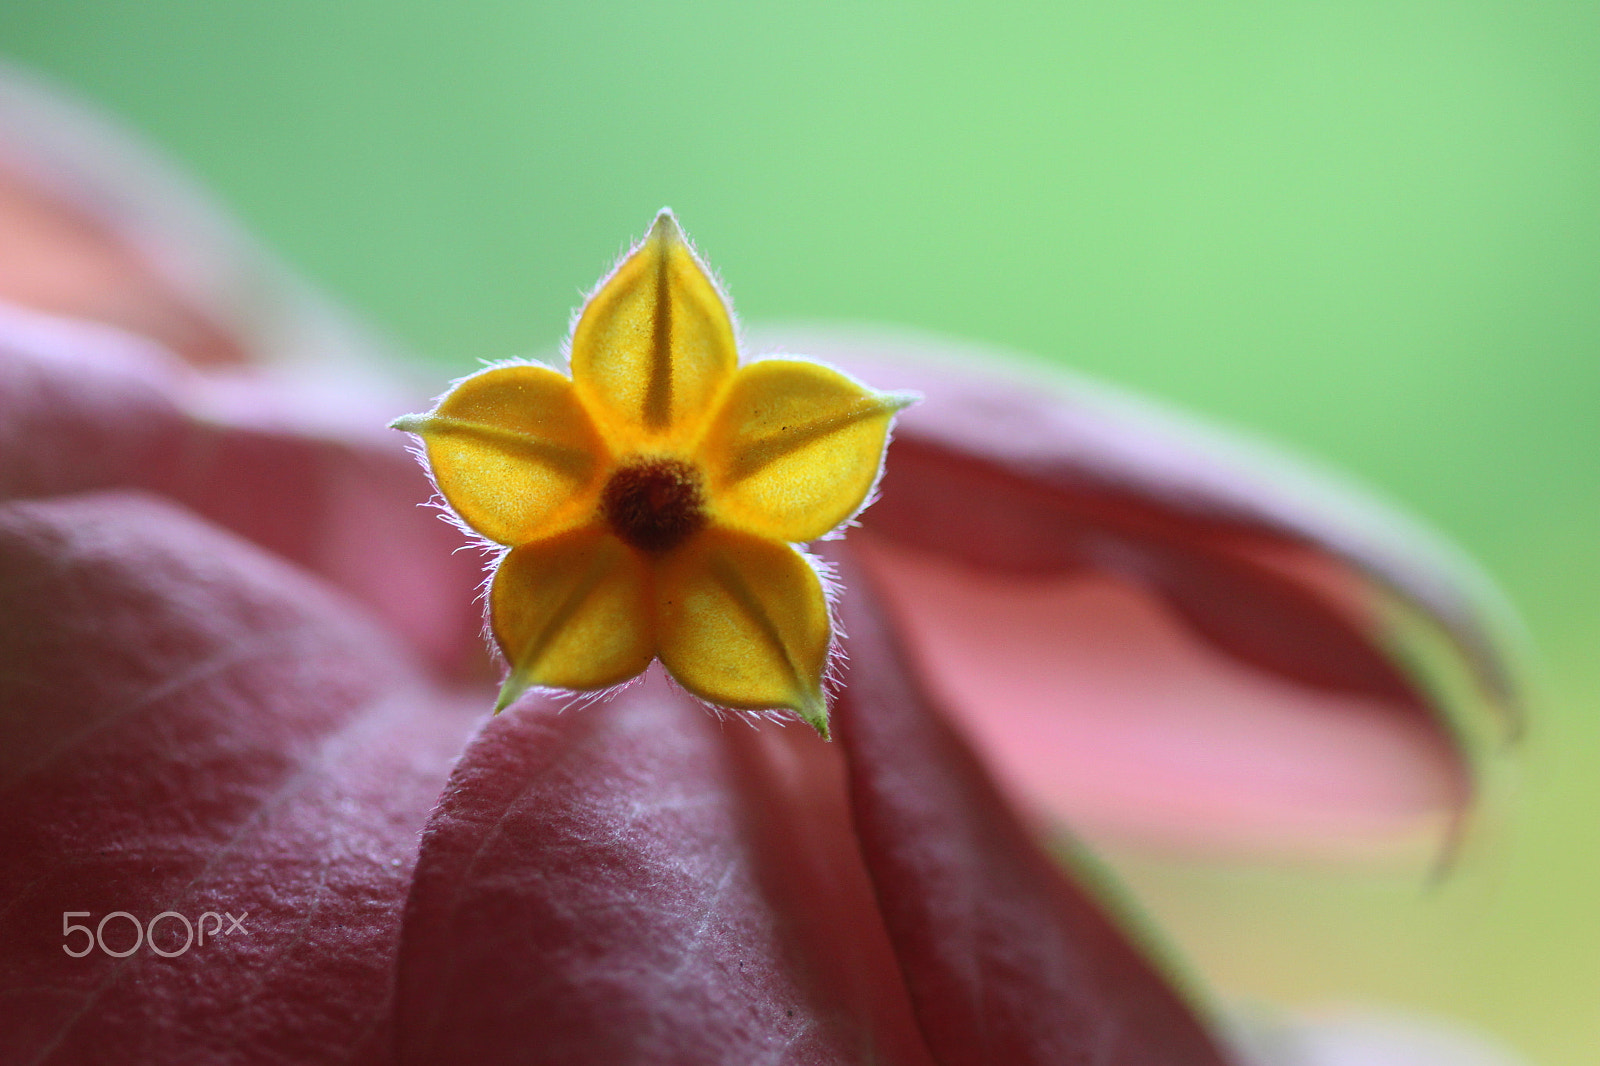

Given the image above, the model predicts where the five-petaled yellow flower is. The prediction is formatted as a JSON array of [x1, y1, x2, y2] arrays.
[[393, 210, 915, 737]]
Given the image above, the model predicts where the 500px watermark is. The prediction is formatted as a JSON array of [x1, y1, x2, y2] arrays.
[[62, 911, 248, 958]]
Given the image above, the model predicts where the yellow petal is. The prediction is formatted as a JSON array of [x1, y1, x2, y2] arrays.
[[490, 527, 654, 710], [569, 210, 737, 449], [656, 528, 832, 736], [393, 363, 606, 546], [701, 359, 916, 543]]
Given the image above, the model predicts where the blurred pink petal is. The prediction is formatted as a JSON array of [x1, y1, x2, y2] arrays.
[[0, 301, 485, 678], [855, 542, 1462, 857], [759, 327, 1516, 856], [0, 60, 396, 374], [0, 492, 477, 1063], [833, 559, 1231, 1065]]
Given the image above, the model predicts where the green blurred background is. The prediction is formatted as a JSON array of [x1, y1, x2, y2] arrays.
[[2, 1, 1593, 1061]]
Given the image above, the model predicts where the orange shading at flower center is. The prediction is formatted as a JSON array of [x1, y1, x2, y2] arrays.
[[601, 458, 707, 553]]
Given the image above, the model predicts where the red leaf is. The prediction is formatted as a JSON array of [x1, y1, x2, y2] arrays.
[[832, 556, 1234, 1066], [0, 492, 477, 1064], [395, 676, 936, 1066]]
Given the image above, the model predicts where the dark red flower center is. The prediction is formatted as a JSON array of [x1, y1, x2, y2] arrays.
[[601, 458, 707, 553]]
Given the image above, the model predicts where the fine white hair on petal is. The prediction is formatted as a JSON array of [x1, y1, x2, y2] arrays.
[[797, 544, 849, 714], [534, 673, 650, 717]]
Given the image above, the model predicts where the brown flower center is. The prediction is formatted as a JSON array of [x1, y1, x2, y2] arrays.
[[600, 458, 707, 553]]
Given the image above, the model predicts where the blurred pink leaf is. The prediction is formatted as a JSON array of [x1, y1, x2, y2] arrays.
[[0, 60, 390, 372], [0, 128, 244, 366]]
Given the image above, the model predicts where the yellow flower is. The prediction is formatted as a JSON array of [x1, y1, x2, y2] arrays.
[[392, 211, 915, 737]]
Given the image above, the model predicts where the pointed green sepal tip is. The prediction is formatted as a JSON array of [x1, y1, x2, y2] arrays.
[[795, 689, 831, 741], [493, 671, 529, 715], [390, 412, 429, 434]]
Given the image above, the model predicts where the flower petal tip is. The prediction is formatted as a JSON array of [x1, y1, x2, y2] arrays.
[[796, 692, 831, 741], [493, 672, 528, 715], [647, 208, 681, 245], [883, 389, 923, 413], [389, 412, 428, 434]]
